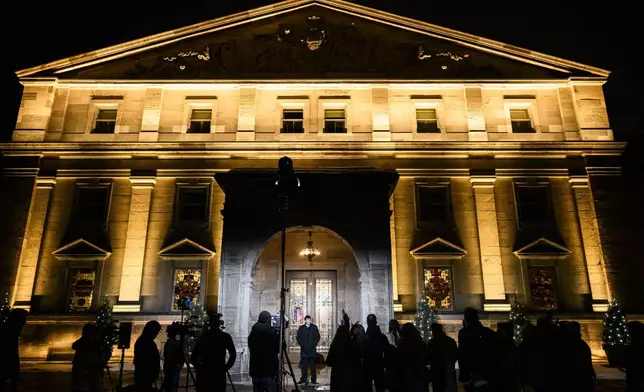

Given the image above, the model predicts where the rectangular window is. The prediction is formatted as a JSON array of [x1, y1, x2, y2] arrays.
[[424, 266, 453, 310], [173, 268, 202, 311], [281, 109, 304, 133], [92, 109, 117, 134], [417, 186, 450, 224], [529, 266, 557, 310], [188, 109, 212, 134], [176, 186, 210, 225], [416, 108, 440, 133], [75, 186, 110, 225], [323, 109, 346, 133], [68, 268, 96, 312], [510, 109, 534, 133], [516, 185, 550, 223]]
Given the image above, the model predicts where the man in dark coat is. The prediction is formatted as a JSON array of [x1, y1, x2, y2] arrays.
[[248, 311, 280, 392], [458, 308, 499, 392], [191, 313, 237, 392], [427, 323, 458, 392], [296, 315, 320, 385], [0, 308, 28, 392], [362, 314, 388, 392], [133, 320, 162, 391]]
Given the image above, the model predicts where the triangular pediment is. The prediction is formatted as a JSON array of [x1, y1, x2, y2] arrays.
[[410, 237, 466, 257], [18, 1, 607, 80], [514, 237, 571, 256], [158, 238, 215, 257], [53, 238, 111, 258]]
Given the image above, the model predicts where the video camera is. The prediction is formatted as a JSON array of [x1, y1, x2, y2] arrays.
[[271, 314, 289, 330]]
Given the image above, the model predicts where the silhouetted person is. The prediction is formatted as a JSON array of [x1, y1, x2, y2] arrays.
[[327, 311, 365, 392], [386, 319, 400, 347], [458, 307, 499, 391], [70, 324, 103, 392], [397, 322, 428, 392], [296, 315, 320, 385], [496, 321, 520, 392], [162, 323, 184, 392], [626, 321, 644, 392], [134, 320, 161, 391], [517, 322, 537, 391], [528, 316, 561, 392], [560, 322, 594, 392], [248, 311, 279, 392], [191, 313, 236, 392], [361, 314, 387, 392], [0, 308, 28, 392], [427, 323, 457, 392]]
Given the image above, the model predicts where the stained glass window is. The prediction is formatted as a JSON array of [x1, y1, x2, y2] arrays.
[[315, 278, 333, 351], [289, 279, 308, 348], [423, 267, 453, 310], [69, 268, 96, 312], [529, 267, 557, 310], [173, 269, 202, 311]]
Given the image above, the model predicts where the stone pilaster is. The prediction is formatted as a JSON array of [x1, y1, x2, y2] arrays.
[[114, 176, 156, 312], [13, 82, 57, 142], [470, 177, 509, 311], [236, 87, 257, 141], [465, 86, 488, 141], [569, 177, 611, 312], [139, 87, 164, 142], [11, 177, 56, 310], [371, 86, 391, 141]]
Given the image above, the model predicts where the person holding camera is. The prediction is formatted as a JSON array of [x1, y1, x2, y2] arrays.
[[248, 311, 280, 392], [162, 323, 185, 392], [191, 312, 236, 392], [296, 315, 320, 385]]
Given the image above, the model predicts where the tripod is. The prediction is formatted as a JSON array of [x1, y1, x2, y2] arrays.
[[102, 362, 115, 392], [279, 337, 300, 392]]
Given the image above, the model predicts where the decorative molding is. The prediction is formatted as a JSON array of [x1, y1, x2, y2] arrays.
[[53, 238, 111, 258], [129, 177, 157, 188], [514, 237, 571, 257], [410, 237, 467, 258], [113, 304, 142, 313], [35, 177, 57, 189], [2, 168, 39, 177], [55, 169, 131, 178], [483, 302, 511, 312], [158, 238, 216, 258], [470, 176, 496, 188]]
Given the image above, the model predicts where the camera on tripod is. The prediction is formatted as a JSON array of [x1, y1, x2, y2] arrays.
[[271, 314, 289, 331]]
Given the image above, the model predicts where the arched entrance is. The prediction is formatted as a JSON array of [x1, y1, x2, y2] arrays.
[[251, 226, 360, 353]]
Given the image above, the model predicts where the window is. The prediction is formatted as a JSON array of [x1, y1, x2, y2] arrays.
[[323, 109, 346, 133], [281, 109, 304, 133], [510, 109, 534, 133], [516, 185, 550, 223], [417, 186, 450, 224], [68, 268, 96, 312], [75, 186, 110, 226], [176, 186, 210, 225], [529, 266, 557, 310], [424, 267, 453, 310], [92, 109, 117, 134], [173, 268, 202, 311], [188, 109, 212, 134], [416, 108, 440, 133]]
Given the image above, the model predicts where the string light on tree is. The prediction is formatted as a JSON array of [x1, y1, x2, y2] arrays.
[[414, 298, 438, 342], [509, 293, 528, 345], [602, 298, 630, 346], [0, 292, 11, 324], [184, 302, 210, 337]]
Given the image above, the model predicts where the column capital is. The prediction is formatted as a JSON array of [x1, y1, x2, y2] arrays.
[[470, 176, 497, 188], [569, 176, 590, 188], [129, 176, 157, 189], [36, 177, 57, 189]]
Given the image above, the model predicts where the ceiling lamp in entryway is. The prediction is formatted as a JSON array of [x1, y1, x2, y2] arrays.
[[300, 231, 321, 263]]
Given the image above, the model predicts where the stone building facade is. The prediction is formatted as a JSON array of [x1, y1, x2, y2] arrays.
[[0, 0, 625, 371]]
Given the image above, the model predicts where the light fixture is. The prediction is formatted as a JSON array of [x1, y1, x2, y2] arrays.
[[300, 231, 321, 263]]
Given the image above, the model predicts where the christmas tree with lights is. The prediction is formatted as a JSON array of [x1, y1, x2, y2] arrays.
[[414, 298, 438, 342], [509, 293, 528, 345], [1, 292, 11, 324], [96, 297, 117, 363], [602, 299, 630, 347], [184, 302, 210, 337]]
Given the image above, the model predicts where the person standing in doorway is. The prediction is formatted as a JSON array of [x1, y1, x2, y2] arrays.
[[297, 315, 320, 385]]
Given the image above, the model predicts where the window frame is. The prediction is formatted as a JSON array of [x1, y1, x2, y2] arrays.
[[323, 108, 347, 134], [173, 182, 212, 229], [281, 108, 306, 134], [526, 264, 560, 311], [73, 182, 113, 230], [317, 97, 351, 134], [276, 97, 309, 135], [411, 98, 444, 135], [503, 99, 540, 133], [188, 108, 213, 134], [513, 181, 553, 228], [181, 97, 218, 134], [66, 267, 97, 313], [170, 265, 206, 312], [415, 107, 441, 134], [422, 265, 455, 312], [414, 181, 453, 228], [85, 98, 124, 134]]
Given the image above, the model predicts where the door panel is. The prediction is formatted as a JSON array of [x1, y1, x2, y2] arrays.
[[286, 270, 336, 352]]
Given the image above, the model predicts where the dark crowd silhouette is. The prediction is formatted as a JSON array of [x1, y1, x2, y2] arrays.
[[2, 306, 644, 392]]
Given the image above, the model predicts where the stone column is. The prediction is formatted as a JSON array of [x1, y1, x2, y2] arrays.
[[371, 86, 391, 141], [236, 87, 257, 141], [114, 176, 156, 312], [139, 87, 164, 142], [569, 177, 611, 311], [470, 177, 509, 311], [465, 86, 488, 141], [11, 177, 56, 310]]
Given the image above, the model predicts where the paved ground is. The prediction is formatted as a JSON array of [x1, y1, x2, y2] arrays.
[[19, 362, 627, 391]]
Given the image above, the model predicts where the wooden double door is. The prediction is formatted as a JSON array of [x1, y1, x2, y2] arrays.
[[286, 270, 336, 352]]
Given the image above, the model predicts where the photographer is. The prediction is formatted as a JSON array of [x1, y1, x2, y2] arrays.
[[191, 312, 236, 392], [248, 311, 280, 392], [162, 323, 185, 392]]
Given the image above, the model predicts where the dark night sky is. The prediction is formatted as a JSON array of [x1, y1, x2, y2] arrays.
[[2, 0, 641, 158]]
